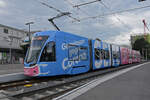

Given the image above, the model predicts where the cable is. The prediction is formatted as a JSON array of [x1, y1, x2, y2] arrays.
[[98, 1, 131, 30], [64, 0, 91, 16], [73, 0, 101, 8], [38, 1, 80, 22], [63, 0, 80, 15], [75, 4, 150, 22]]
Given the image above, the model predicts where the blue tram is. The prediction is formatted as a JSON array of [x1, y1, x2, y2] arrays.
[[24, 31, 90, 76], [92, 40, 111, 70], [24, 30, 140, 77]]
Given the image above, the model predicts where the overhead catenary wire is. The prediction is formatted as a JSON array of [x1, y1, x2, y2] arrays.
[[73, 0, 101, 8], [64, 0, 94, 24], [64, 0, 91, 16], [63, 0, 80, 15], [34, 0, 149, 35], [39, 1, 80, 22], [74, 4, 150, 22], [98, 1, 138, 41], [98, 1, 131, 30]]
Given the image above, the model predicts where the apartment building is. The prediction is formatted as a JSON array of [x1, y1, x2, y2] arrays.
[[0, 24, 28, 64]]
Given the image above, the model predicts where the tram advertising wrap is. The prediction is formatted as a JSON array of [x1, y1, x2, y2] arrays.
[[24, 31, 141, 77]]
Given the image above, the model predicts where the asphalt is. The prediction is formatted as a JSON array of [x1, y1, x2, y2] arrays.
[[73, 62, 150, 100], [0, 64, 24, 75]]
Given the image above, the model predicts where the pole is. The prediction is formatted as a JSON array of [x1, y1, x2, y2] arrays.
[[146, 48, 148, 61], [9, 43, 11, 64], [29, 24, 31, 44], [142, 48, 144, 60], [9, 37, 12, 64], [25, 22, 34, 45]]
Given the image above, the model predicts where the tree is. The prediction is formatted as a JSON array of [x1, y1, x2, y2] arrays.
[[133, 37, 150, 59]]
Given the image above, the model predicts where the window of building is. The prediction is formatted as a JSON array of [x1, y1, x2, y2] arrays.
[[79, 47, 88, 61], [4, 28, 8, 33], [68, 45, 79, 61], [40, 42, 56, 62], [17, 32, 19, 36]]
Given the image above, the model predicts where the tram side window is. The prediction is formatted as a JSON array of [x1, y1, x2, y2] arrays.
[[113, 51, 117, 59], [134, 54, 136, 59], [104, 50, 110, 59], [117, 51, 120, 59], [113, 51, 120, 59], [40, 42, 56, 62], [79, 47, 88, 61], [68, 45, 79, 61], [95, 48, 100, 60], [100, 49, 104, 59], [129, 53, 132, 59], [122, 51, 125, 59]]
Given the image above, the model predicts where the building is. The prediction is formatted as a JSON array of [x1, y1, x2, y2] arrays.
[[0, 24, 28, 64]]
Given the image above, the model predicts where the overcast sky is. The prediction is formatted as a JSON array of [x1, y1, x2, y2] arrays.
[[0, 0, 150, 46]]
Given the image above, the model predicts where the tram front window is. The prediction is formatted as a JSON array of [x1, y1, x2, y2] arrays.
[[40, 42, 56, 62], [26, 36, 48, 64]]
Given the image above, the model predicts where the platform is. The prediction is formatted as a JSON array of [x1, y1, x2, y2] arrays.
[[0, 64, 23, 75], [0, 64, 29, 84], [54, 62, 150, 100]]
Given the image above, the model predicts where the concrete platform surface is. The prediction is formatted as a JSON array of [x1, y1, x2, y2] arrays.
[[0, 64, 23, 75], [54, 62, 150, 100], [75, 62, 150, 100]]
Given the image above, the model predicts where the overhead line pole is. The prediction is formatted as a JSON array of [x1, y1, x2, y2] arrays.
[[25, 22, 34, 45]]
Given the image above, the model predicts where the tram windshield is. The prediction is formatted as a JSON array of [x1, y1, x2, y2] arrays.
[[26, 36, 48, 64]]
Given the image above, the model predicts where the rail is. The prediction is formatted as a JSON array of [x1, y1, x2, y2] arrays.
[[0, 62, 146, 100]]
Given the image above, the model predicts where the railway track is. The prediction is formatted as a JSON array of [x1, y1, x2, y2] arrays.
[[0, 63, 144, 100], [0, 76, 66, 90]]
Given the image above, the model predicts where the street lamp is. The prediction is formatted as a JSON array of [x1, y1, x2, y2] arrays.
[[9, 36, 12, 64], [25, 22, 34, 45]]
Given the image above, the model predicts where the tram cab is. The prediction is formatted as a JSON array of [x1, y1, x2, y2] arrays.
[[24, 31, 90, 76]]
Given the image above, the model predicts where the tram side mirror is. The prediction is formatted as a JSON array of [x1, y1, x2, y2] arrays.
[[46, 42, 54, 53]]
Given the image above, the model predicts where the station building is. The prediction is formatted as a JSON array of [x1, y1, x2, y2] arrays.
[[0, 24, 28, 64]]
